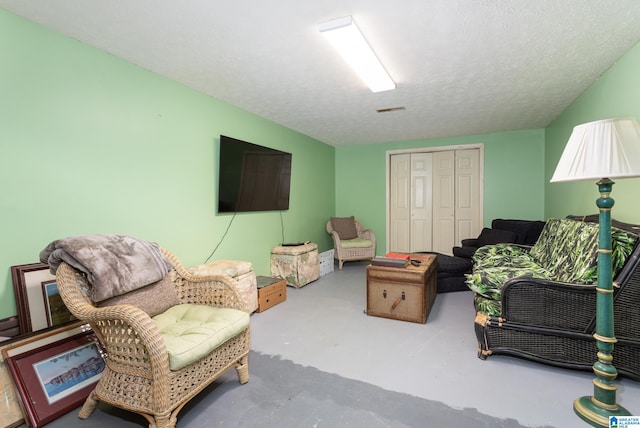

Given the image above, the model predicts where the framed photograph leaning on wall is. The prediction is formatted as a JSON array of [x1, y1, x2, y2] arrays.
[[2, 323, 105, 428], [11, 263, 65, 334], [0, 322, 87, 428], [41, 280, 76, 328]]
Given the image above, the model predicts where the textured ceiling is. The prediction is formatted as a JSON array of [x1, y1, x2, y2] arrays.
[[3, 0, 640, 146]]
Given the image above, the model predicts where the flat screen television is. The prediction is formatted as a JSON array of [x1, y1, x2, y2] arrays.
[[217, 135, 292, 213]]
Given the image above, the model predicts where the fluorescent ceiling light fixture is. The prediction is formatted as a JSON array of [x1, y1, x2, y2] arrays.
[[319, 16, 396, 93]]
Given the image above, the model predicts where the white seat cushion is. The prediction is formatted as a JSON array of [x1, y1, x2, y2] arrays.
[[152, 304, 249, 371], [340, 237, 373, 248]]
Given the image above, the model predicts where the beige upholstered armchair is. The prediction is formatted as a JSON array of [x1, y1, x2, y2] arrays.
[[326, 216, 376, 269], [54, 247, 251, 428]]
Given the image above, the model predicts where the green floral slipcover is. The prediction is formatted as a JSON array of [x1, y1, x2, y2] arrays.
[[467, 218, 638, 317]]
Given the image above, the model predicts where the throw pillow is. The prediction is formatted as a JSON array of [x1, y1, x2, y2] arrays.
[[97, 274, 180, 317], [476, 228, 518, 247], [331, 216, 358, 240]]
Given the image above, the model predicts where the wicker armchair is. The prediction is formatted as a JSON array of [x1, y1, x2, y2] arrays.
[[55, 248, 251, 428], [327, 217, 376, 269]]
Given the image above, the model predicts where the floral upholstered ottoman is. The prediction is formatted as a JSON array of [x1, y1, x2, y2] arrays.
[[188, 259, 258, 312], [270, 243, 320, 288]]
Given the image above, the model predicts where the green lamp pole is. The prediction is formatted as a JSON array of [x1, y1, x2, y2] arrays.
[[551, 117, 640, 427], [573, 178, 631, 427]]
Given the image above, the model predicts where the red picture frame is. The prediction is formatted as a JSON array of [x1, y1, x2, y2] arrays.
[[4, 329, 105, 428], [11, 263, 57, 334]]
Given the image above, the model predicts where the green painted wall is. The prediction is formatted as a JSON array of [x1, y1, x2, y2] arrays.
[[545, 41, 640, 223], [4, 6, 639, 323], [335, 129, 546, 253], [0, 10, 335, 319]]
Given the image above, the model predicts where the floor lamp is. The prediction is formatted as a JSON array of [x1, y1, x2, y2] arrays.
[[551, 117, 640, 427]]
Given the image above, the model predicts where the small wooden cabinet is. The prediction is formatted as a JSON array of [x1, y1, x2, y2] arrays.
[[256, 276, 287, 312]]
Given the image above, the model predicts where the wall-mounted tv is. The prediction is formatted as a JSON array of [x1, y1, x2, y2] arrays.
[[217, 135, 292, 213]]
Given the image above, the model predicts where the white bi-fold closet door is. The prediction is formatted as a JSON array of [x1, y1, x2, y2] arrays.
[[387, 146, 482, 255]]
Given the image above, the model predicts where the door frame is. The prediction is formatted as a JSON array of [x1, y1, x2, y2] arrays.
[[385, 143, 485, 253]]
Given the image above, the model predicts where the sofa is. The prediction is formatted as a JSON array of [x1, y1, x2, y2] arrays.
[[453, 218, 546, 259], [467, 217, 640, 380], [430, 218, 545, 293]]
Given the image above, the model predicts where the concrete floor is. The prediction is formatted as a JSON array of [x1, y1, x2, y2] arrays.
[[251, 261, 640, 428]]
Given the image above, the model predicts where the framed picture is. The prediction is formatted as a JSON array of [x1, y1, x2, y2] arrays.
[[0, 345, 24, 428], [0, 322, 87, 428], [4, 325, 104, 428], [41, 280, 76, 328], [11, 263, 57, 334]]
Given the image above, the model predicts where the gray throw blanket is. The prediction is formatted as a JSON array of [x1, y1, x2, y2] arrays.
[[40, 234, 173, 302]]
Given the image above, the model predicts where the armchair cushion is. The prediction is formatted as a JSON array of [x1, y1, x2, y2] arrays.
[[340, 237, 373, 248], [97, 274, 180, 317], [153, 304, 250, 371], [330, 216, 358, 240]]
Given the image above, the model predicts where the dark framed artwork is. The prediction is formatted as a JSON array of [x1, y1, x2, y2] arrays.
[[11, 263, 57, 334], [0, 322, 87, 428], [41, 280, 76, 328], [4, 327, 104, 428]]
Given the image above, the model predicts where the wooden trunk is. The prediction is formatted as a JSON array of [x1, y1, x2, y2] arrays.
[[366, 254, 437, 324]]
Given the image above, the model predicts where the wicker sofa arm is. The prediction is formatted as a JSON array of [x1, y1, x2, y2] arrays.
[[501, 277, 597, 333], [161, 248, 249, 312], [56, 262, 170, 375], [360, 229, 376, 247], [174, 274, 250, 312], [56, 262, 160, 327]]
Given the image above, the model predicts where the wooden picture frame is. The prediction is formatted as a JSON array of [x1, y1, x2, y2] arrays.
[[41, 280, 76, 328], [11, 263, 57, 334], [0, 344, 25, 428], [0, 322, 87, 428], [3, 324, 104, 428]]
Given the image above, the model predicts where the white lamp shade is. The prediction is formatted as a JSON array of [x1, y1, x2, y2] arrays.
[[551, 117, 640, 182]]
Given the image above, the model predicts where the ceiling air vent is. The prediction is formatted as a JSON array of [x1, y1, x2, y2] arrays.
[[376, 106, 406, 113]]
